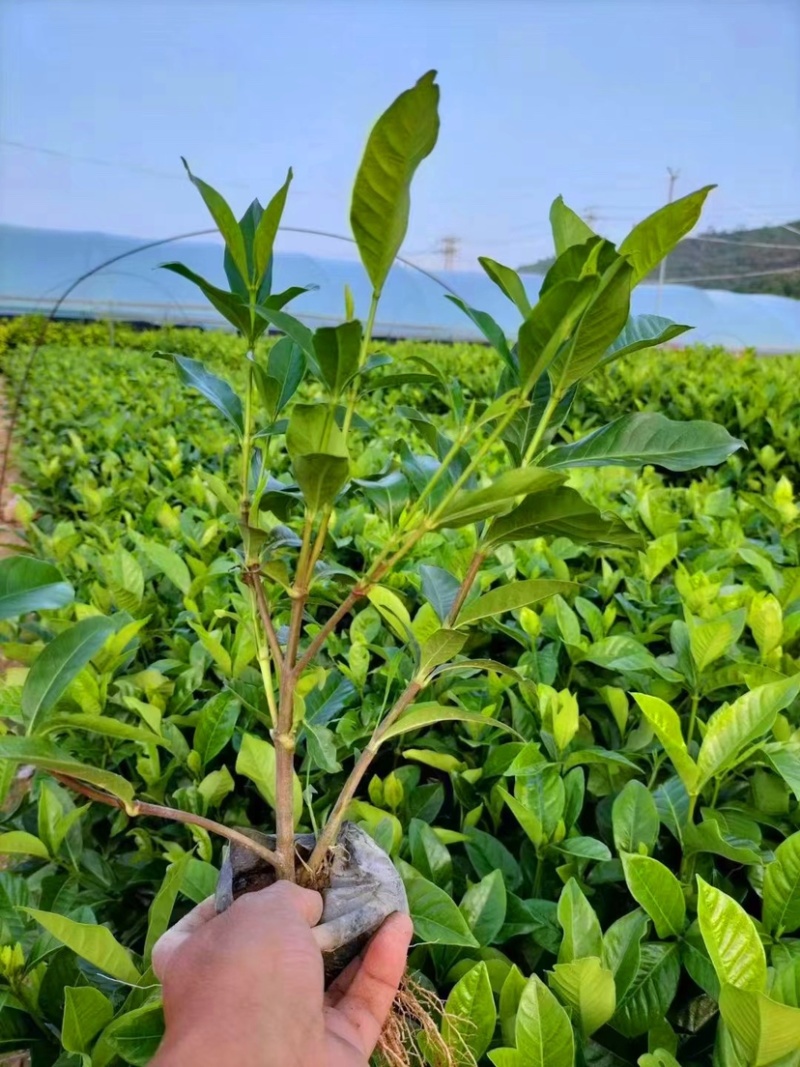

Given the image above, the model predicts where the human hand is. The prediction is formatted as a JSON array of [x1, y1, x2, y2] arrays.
[[150, 881, 413, 1067]]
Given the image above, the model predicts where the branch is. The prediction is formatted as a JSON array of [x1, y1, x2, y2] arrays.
[[307, 678, 423, 873], [247, 568, 284, 669], [52, 773, 280, 867], [447, 550, 485, 626]]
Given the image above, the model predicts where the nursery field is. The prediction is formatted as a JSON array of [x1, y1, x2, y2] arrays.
[[1, 317, 800, 1067]]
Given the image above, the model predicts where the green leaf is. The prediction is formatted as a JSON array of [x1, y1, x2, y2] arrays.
[[0, 557, 74, 619], [688, 610, 746, 673], [612, 943, 681, 1038], [457, 579, 577, 627], [479, 257, 532, 317], [460, 870, 507, 947], [158, 263, 249, 334], [137, 538, 191, 595], [541, 412, 743, 472], [409, 818, 451, 889], [249, 305, 316, 358], [498, 786, 544, 848], [236, 732, 302, 827], [612, 781, 659, 856], [682, 819, 761, 866], [445, 296, 514, 367], [487, 486, 639, 549], [515, 974, 575, 1067], [253, 168, 293, 282], [402, 870, 479, 948], [697, 675, 800, 788], [286, 403, 349, 513], [62, 986, 114, 1055], [351, 71, 440, 292], [418, 629, 468, 676], [0, 831, 50, 859], [182, 158, 249, 287], [42, 713, 167, 748], [719, 984, 800, 1067], [380, 703, 509, 743], [0, 735, 135, 805], [144, 854, 191, 964], [633, 693, 699, 794], [696, 877, 766, 992], [156, 353, 243, 436], [601, 314, 691, 366], [763, 830, 800, 936], [24, 909, 141, 984], [313, 320, 363, 396], [99, 1001, 165, 1067], [603, 909, 648, 1002], [435, 468, 566, 530], [557, 877, 603, 963], [22, 616, 116, 734], [500, 965, 528, 1047], [257, 337, 307, 418], [550, 196, 596, 256], [549, 258, 634, 391], [549, 956, 616, 1037], [619, 185, 716, 284], [194, 691, 241, 767], [621, 854, 685, 939], [517, 277, 597, 387], [443, 962, 497, 1065], [638, 1050, 682, 1067]]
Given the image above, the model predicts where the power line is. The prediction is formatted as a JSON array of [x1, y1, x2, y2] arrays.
[[674, 263, 800, 282], [683, 235, 800, 250]]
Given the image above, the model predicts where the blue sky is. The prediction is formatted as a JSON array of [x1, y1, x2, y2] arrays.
[[1, 0, 798, 270]]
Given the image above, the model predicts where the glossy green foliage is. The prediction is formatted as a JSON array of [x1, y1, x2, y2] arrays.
[[0, 73, 798, 1067]]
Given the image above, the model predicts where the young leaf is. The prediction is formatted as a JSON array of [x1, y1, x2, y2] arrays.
[[557, 878, 603, 963], [443, 961, 497, 1065], [158, 263, 250, 334], [0, 831, 50, 859], [612, 780, 659, 856], [182, 158, 249, 287], [24, 909, 141, 984], [719, 984, 800, 1067], [144, 855, 191, 965], [621, 854, 685, 939], [541, 412, 744, 471], [612, 943, 681, 1038], [351, 71, 440, 293], [633, 693, 699, 795], [417, 629, 468, 676], [763, 830, 800, 937], [456, 579, 578, 627], [286, 403, 349, 514], [697, 675, 800, 788], [97, 1001, 165, 1067], [479, 257, 532, 317], [156, 353, 244, 436], [460, 870, 507, 947], [0, 557, 74, 619], [500, 965, 528, 1047], [550, 196, 596, 256], [517, 277, 597, 387], [619, 185, 716, 283], [402, 871, 479, 948], [549, 956, 616, 1037], [514, 975, 575, 1067], [194, 691, 241, 768], [258, 337, 307, 419], [696, 877, 766, 992], [62, 986, 114, 1055], [313, 320, 363, 396], [253, 168, 293, 282], [23, 617, 116, 734]]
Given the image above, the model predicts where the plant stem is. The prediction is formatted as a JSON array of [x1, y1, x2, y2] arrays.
[[342, 290, 380, 438], [687, 691, 700, 747], [52, 773, 280, 867], [447, 550, 485, 625], [293, 587, 365, 675], [241, 361, 255, 556], [522, 391, 561, 466], [307, 678, 423, 873], [247, 568, 284, 669]]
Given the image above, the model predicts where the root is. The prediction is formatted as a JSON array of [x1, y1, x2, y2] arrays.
[[375, 972, 476, 1067]]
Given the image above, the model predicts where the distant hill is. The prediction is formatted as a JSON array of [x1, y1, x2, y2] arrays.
[[519, 219, 800, 299]]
